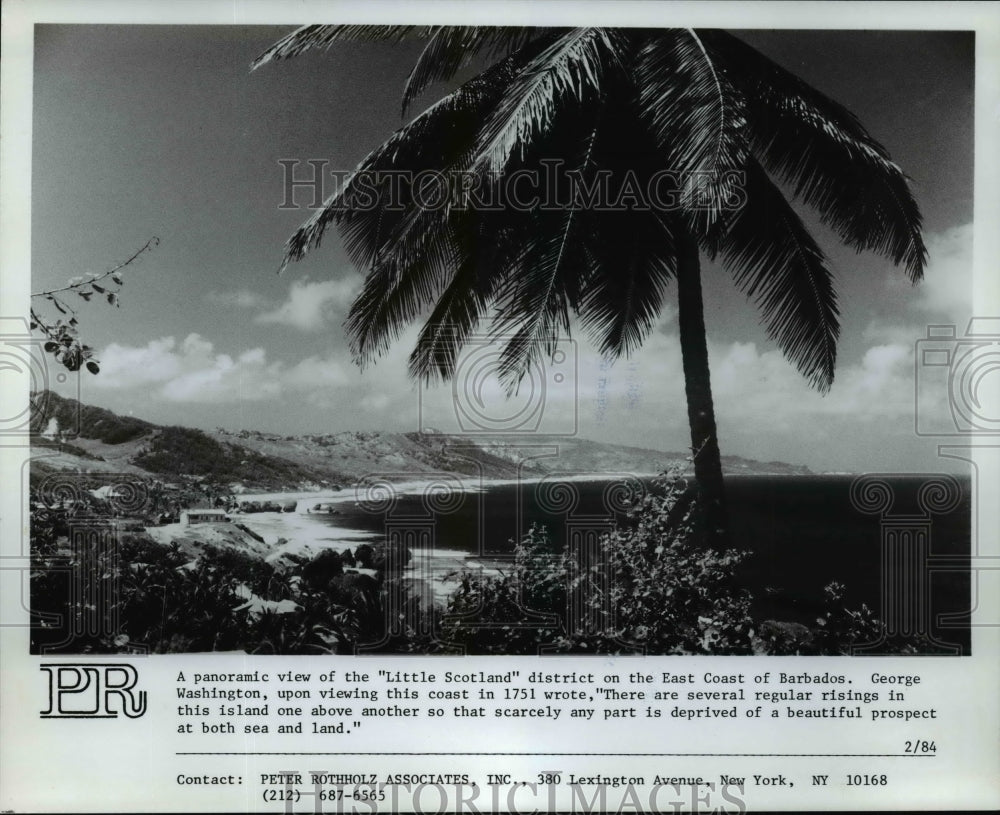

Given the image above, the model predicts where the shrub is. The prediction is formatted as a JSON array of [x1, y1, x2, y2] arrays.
[[299, 549, 344, 591], [441, 527, 565, 655], [807, 581, 889, 655], [443, 474, 756, 655], [30, 490, 434, 655], [580, 482, 756, 654]]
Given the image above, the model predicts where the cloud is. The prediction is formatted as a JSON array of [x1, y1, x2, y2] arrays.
[[282, 355, 351, 389], [708, 339, 915, 420], [861, 223, 975, 363], [883, 222, 973, 320], [916, 223, 974, 317], [555, 318, 924, 435], [160, 342, 282, 403], [94, 334, 279, 403], [93, 334, 352, 404], [87, 222, 968, 469], [255, 277, 359, 331], [361, 393, 391, 411], [93, 336, 185, 385], [396, 314, 922, 442], [205, 289, 268, 309]]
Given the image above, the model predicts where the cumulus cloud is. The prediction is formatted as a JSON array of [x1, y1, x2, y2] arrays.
[[92, 334, 352, 404], [255, 277, 359, 331], [860, 224, 974, 368], [708, 339, 915, 420], [916, 223, 974, 317], [160, 342, 282, 403], [881, 222, 974, 320], [93, 336, 185, 385], [390, 311, 923, 444], [282, 355, 351, 389], [473, 313, 922, 439]]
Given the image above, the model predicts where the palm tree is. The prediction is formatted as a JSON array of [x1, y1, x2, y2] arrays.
[[253, 26, 925, 544]]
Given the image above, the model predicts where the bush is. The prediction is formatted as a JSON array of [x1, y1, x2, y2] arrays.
[[806, 581, 891, 655], [30, 498, 423, 655], [583, 486, 756, 654], [441, 528, 566, 655], [443, 475, 756, 655], [299, 549, 344, 591]]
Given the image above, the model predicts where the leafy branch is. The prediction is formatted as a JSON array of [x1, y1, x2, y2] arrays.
[[30, 237, 159, 374]]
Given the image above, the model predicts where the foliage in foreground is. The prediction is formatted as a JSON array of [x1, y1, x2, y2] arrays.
[[31, 473, 920, 656], [442, 475, 896, 656], [30, 503, 418, 655]]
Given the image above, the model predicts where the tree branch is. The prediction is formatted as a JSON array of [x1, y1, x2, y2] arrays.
[[31, 236, 159, 298]]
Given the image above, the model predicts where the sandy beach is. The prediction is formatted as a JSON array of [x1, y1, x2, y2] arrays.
[[238, 470, 654, 504], [206, 473, 650, 604]]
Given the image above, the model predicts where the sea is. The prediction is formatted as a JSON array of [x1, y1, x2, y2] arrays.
[[297, 474, 972, 652]]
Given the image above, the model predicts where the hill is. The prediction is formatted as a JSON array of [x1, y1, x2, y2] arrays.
[[29, 391, 812, 490]]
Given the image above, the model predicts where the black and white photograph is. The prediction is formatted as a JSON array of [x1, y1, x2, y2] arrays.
[[2, 2, 999, 813], [25, 22, 975, 657]]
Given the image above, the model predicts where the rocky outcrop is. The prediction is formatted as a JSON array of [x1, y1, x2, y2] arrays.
[[299, 549, 344, 591], [144, 521, 272, 560], [352, 541, 411, 574]]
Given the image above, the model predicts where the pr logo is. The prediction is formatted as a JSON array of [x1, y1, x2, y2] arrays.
[[40, 663, 147, 718]]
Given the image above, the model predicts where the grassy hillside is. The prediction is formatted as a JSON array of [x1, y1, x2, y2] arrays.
[[28, 391, 812, 491], [132, 425, 340, 486], [31, 391, 152, 443], [30, 392, 341, 490], [212, 427, 546, 482]]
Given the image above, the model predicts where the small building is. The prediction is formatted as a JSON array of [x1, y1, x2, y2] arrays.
[[180, 509, 230, 526]]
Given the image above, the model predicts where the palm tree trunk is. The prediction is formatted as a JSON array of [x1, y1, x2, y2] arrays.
[[676, 229, 729, 546]]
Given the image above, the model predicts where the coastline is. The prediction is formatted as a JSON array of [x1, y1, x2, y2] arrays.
[[155, 471, 832, 604], [236, 470, 664, 506], [227, 470, 822, 563], [199, 473, 660, 604]]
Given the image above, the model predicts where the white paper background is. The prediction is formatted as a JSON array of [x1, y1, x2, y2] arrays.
[[2, 2, 999, 812]]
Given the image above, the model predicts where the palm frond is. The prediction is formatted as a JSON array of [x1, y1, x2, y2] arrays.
[[401, 26, 553, 116], [634, 29, 748, 234], [259, 23, 921, 407], [472, 27, 627, 176], [488, 72, 676, 383], [283, 33, 565, 372], [489, 206, 593, 391], [570, 83, 679, 361], [578, 210, 677, 359], [702, 29, 926, 281], [408, 221, 516, 381], [483, 105, 610, 390], [718, 159, 840, 391], [251, 24, 433, 70], [279, 34, 558, 274], [344, 219, 462, 367]]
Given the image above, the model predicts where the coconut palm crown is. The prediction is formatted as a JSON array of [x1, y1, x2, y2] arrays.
[[254, 26, 926, 543]]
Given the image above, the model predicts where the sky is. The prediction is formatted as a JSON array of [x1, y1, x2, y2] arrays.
[[29, 25, 976, 473]]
